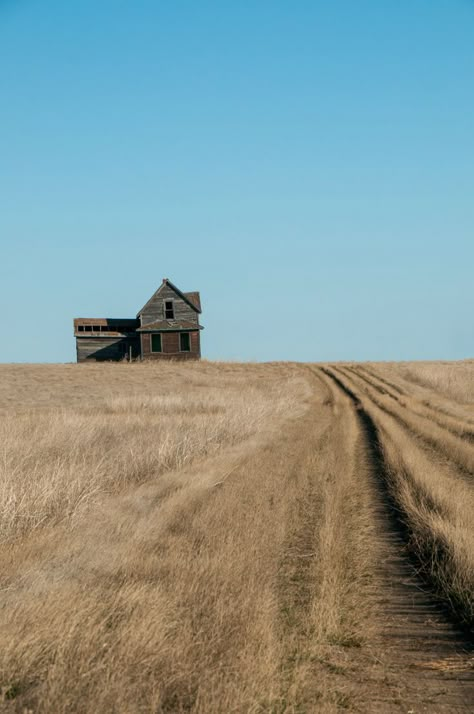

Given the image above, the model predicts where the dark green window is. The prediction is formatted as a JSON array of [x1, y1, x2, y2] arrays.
[[180, 332, 191, 352], [151, 334, 162, 353]]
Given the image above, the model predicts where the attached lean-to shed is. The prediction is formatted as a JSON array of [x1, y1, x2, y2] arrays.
[[74, 279, 203, 362]]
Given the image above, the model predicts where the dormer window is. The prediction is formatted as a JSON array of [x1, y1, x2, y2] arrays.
[[164, 300, 174, 319]]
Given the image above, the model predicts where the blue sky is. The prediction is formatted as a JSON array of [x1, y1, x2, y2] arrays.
[[1, 0, 473, 362]]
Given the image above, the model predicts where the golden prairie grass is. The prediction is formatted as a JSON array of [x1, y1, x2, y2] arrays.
[[1, 360, 473, 712], [0, 361, 307, 543], [0, 362, 378, 713]]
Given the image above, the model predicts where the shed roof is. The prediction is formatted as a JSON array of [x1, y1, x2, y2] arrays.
[[137, 320, 203, 332], [74, 318, 139, 325], [183, 291, 201, 311]]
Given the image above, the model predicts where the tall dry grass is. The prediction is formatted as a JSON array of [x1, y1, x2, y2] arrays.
[[0, 362, 379, 713], [0, 362, 307, 543], [2, 360, 472, 712]]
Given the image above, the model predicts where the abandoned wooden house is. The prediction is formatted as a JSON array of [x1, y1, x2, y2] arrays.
[[73, 278, 203, 362]]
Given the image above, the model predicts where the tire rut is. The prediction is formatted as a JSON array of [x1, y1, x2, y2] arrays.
[[355, 365, 474, 444], [322, 367, 474, 713], [340, 366, 474, 481], [357, 366, 407, 396]]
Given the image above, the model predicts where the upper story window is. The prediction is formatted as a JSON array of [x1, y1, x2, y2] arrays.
[[164, 300, 174, 319]]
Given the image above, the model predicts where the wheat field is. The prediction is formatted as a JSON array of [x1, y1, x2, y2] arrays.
[[0, 360, 473, 713]]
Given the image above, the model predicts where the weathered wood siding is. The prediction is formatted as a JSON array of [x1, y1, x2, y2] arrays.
[[140, 284, 199, 326], [74, 280, 202, 362], [140, 331, 201, 360], [76, 336, 140, 362]]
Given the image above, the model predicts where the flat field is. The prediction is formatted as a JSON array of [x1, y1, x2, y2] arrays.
[[0, 360, 473, 713]]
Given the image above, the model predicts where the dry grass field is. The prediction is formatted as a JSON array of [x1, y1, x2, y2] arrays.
[[0, 360, 473, 713]]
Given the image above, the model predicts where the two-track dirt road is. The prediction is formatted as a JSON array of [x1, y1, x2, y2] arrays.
[[316, 365, 474, 712]]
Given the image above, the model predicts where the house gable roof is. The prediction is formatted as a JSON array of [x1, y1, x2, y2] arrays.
[[137, 278, 202, 317]]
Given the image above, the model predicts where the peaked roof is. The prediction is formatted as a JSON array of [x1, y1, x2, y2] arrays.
[[137, 278, 202, 317]]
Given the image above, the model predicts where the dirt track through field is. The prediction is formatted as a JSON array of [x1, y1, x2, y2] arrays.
[[320, 366, 474, 712]]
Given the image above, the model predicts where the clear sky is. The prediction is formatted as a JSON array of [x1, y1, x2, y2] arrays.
[[1, 0, 473, 362]]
